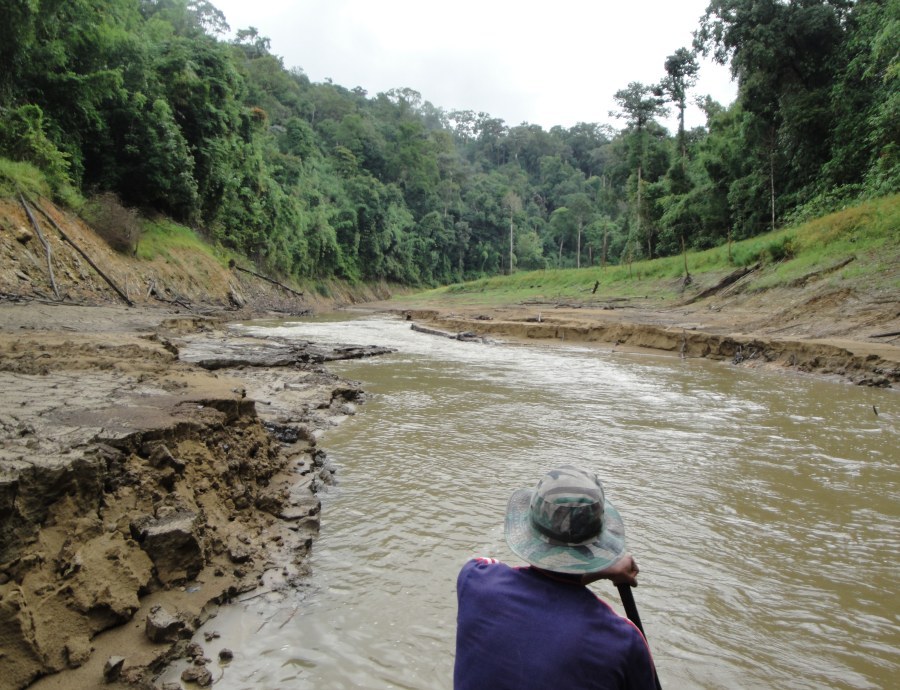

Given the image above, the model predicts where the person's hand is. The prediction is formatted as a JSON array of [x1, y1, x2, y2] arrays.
[[581, 553, 639, 587]]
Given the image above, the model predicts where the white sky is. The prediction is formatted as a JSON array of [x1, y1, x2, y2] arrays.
[[210, 0, 737, 133]]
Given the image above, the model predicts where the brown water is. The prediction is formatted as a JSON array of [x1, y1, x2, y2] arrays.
[[174, 315, 899, 689]]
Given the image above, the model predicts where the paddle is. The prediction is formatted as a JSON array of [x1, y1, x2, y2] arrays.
[[616, 583, 663, 690]]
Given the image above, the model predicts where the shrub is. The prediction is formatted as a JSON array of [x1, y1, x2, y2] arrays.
[[765, 236, 795, 262], [82, 193, 142, 255], [0, 105, 72, 197]]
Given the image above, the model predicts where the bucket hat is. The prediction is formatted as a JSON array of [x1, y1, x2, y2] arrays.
[[504, 465, 626, 574]]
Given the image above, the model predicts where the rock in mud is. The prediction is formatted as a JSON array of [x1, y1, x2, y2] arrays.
[[133, 512, 205, 585], [102, 656, 125, 682], [145, 605, 188, 643], [64, 636, 92, 668], [181, 664, 213, 687]]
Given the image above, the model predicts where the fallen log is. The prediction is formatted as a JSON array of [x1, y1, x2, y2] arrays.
[[411, 323, 456, 338], [19, 195, 60, 300], [410, 323, 486, 343], [788, 256, 855, 287], [32, 199, 134, 307], [229, 260, 304, 298], [684, 263, 760, 304]]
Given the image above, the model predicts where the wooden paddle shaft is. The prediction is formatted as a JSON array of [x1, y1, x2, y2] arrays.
[[616, 583, 662, 690]]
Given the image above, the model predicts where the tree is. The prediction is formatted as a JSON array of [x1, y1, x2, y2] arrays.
[[502, 191, 522, 274], [611, 83, 669, 259], [658, 48, 699, 165], [563, 193, 594, 268], [695, 0, 853, 226], [548, 207, 575, 267]]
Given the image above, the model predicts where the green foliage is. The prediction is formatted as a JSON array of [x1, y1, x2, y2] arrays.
[[730, 235, 795, 267], [137, 216, 228, 263], [0, 158, 53, 199], [0, 104, 73, 196], [1, 0, 894, 289], [405, 196, 899, 305]]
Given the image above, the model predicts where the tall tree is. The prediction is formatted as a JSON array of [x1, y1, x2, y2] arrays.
[[696, 0, 852, 227], [658, 47, 699, 165], [502, 190, 522, 274], [563, 192, 595, 268], [611, 82, 669, 258]]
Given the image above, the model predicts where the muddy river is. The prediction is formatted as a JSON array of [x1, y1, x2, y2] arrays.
[[168, 314, 899, 689]]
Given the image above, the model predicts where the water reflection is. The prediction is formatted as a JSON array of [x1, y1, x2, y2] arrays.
[[181, 314, 898, 689]]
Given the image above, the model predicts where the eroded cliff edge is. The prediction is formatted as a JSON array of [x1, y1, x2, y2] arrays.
[[0, 304, 387, 690]]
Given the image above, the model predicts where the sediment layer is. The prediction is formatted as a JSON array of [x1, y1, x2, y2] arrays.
[[0, 308, 378, 690], [403, 309, 899, 387]]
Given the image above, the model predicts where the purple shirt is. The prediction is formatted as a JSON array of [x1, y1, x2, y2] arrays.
[[454, 558, 657, 690]]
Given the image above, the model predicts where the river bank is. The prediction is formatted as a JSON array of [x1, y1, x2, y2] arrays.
[[0, 301, 394, 690], [366, 277, 900, 388], [1, 195, 897, 688], [2, 296, 896, 689]]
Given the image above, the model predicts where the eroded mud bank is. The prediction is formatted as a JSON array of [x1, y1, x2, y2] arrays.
[[402, 309, 899, 387], [0, 305, 388, 690]]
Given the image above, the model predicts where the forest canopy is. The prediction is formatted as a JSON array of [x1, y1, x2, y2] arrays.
[[1, 0, 896, 286]]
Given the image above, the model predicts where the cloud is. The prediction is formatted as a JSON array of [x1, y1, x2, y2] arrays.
[[213, 0, 736, 131]]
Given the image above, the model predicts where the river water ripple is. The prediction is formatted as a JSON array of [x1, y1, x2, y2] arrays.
[[179, 314, 898, 689]]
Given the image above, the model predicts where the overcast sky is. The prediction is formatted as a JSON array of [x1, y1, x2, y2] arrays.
[[210, 0, 737, 134]]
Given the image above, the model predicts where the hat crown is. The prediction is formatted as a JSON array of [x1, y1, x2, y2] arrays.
[[528, 466, 605, 545]]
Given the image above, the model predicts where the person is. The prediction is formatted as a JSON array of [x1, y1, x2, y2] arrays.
[[454, 465, 658, 690]]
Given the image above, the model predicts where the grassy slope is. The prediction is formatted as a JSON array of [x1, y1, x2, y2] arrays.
[[397, 195, 900, 308]]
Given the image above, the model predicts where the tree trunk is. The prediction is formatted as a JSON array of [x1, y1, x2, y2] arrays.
[[509, 214, 514, 275], [769, 146, 776, 233], [33, 199, 133, 306], [20, 195, 60, 300], [576, 220, 582, 269], [636, 165, 643, 259]]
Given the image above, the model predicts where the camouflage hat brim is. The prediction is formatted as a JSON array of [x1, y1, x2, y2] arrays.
[[504, 488, 626, 574]]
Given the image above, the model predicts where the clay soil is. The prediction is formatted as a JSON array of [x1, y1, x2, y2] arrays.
[[0, 197, 897, 690], [0, 300, 378, 690]]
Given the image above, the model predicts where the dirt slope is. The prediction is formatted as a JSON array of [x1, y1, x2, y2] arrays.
[[0, 196, 392, 314]]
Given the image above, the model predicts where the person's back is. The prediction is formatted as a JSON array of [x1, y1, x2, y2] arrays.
[[453, 466, 658, 690], [454, 559, 655, 690]]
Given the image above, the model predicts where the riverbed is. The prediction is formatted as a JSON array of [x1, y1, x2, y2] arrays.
[[166, 313, 898, 690]]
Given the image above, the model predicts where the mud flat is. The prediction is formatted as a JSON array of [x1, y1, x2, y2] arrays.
[[0, 302, 389, 690]]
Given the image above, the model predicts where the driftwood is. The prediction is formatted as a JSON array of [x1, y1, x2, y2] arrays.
[[32, 200, 134, 307], [183, 340, 395, 370], [146, 280, 192, 310], [229, 260, 304, 298], [410, 323, 484, 342], [684, 263, 760, 304], [19, 195, 60, 300]]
